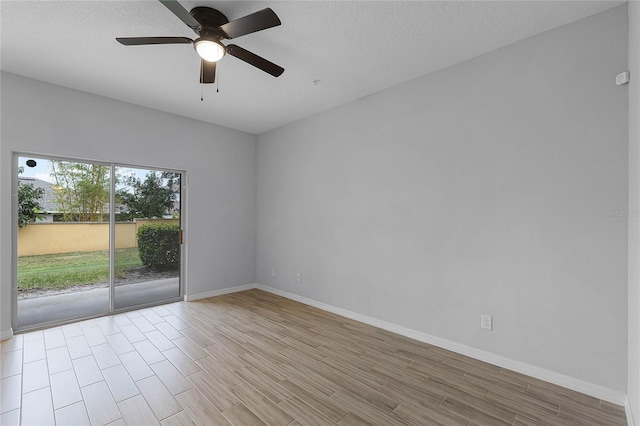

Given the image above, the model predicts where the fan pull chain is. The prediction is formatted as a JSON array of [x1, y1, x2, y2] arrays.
[[217, 70, 220, 93], [201, 84, 204, 102]]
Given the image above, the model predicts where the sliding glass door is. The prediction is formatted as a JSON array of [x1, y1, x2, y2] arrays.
[[15, 155, 183, 330], [114, 166, 181, 310]]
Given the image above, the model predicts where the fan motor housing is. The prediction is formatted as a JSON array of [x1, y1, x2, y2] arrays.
[[190, 7, 229, 38]]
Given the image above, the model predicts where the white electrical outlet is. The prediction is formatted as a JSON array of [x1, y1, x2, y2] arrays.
[[296, 273, 301, 282], [271, 268, 276, 277], [481, 314, 493, 330]]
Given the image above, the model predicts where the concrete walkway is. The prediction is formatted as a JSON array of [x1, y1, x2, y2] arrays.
[[17, 278, 180, 329]]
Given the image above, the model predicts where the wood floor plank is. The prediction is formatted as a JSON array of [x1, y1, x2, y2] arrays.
[[96, 317, 122, 336], [222, 402, 267, 425], [329, 388, 406, 426], [326, 370, 398, 412], [22, 359, 50, 393], [54, 401, 91, 425], [280, 377, 347, 422], [83, 326, 108, 347], [50, 368, 83, 409], [162, 347, 202, 377], [145, 330, 176, 352], [205, 341, 246, 367], [600, 399, 628, 418], [174, 388, 231, 425], [238, 351, 290, 382], [242, 340, 290, 366], [163, 315, 191, 331], [105, 333, 135, 356], [91, 342, 121, 370], [228, 382, 294, 426], [155, 322, 184, 341], [321, 354, 387, 390], [181, 327, 216, 347], [23, 338, 46, 363], [196, 355, 245, 387], [392, 402, 469, 426], [0, 375, 22, 413], [172, 336, 208, 360], [234, 366, 292, 404], [118, 350, 154, 381], [81, 381, 121, 425], [0, 349, 22, 379], [130, 316, 156, 333], [441, 396, 513, 426], [369, 360, 426, 386], [484, 386, 560, 418], [150, 360, 192, 395], [282, 362, 341, 396], [0, 335, 23, 353], [72, 355, 104, 388], [186, 370, 239, 412], [378, 378, 444, 409], [43, 327, 66, 350], [140, 309, 165, 325], [279, 336, 325, 360], [338, 412, 374, 426], [558, 401, 629, 426], [280, 346, 336, 377], [511, 410, 576, 426], [136, 375, 182, 421], [420, 374, 489, 400], [160, 409, 197, 426], [132, 340, 166, 365], [102, 364, 139, 402], [21, 387, 55, 426], [526, 381, 602, 409], [66, 335, 92, 359], [118, 324, 146, 344], [117, 394, 159, 425], [278, 395, 335, 426]]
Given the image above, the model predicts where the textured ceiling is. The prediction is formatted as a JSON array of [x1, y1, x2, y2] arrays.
[[1, 1, 624, 134]]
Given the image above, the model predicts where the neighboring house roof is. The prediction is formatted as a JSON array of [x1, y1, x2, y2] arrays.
[[18, 177, 60, 213], [19, 176, 179, 217]]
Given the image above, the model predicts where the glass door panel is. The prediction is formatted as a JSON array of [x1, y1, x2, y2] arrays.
[[16, 156, 111, 328], [114, 166, 181, 309]]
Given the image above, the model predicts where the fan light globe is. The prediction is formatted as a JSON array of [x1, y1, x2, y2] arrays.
[[194, 39, 225, 62]]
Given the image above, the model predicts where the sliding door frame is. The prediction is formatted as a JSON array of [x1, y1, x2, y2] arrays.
[[12, 152, 186, 332]]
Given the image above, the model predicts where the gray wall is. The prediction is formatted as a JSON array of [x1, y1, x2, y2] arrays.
[[0, 73, 257, 335], [257, 6, 628, 392], [628, 1, 640, 422]]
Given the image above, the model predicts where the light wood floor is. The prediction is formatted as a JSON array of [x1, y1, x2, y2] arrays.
[[0, 289, 627, 425]]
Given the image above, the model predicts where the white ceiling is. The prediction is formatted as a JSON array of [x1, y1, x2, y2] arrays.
[[1, 0, 624, 135]]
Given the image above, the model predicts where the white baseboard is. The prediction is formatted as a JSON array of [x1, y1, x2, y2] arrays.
[[628, 396, 637, 426], [255, 284, 627, 406], [0, 328, 14, 341], [184, 283, 256, 302]]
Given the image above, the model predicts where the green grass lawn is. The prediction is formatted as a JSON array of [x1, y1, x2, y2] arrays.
[[18, 248, 142, 290]]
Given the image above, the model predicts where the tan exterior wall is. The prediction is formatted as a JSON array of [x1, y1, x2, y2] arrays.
[[18, 219, 179, 256]]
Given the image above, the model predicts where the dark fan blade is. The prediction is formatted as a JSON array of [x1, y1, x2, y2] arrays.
[[226, 44, 284, 77], [220, 8, 281, 39], [159, 0, 201, 33], [116, 37, 193, 46], [200, 59, 216, 84]]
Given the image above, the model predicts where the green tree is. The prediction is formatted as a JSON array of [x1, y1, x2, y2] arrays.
[[18, 166, 45, 228], [50, 161, 110, 222], [117, 172, 178, 220]]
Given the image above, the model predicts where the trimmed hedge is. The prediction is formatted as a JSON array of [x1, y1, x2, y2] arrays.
[[137, 223, 180, 271]]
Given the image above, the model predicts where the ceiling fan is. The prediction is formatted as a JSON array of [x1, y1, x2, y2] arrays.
[[116, 0, 284, 84]]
